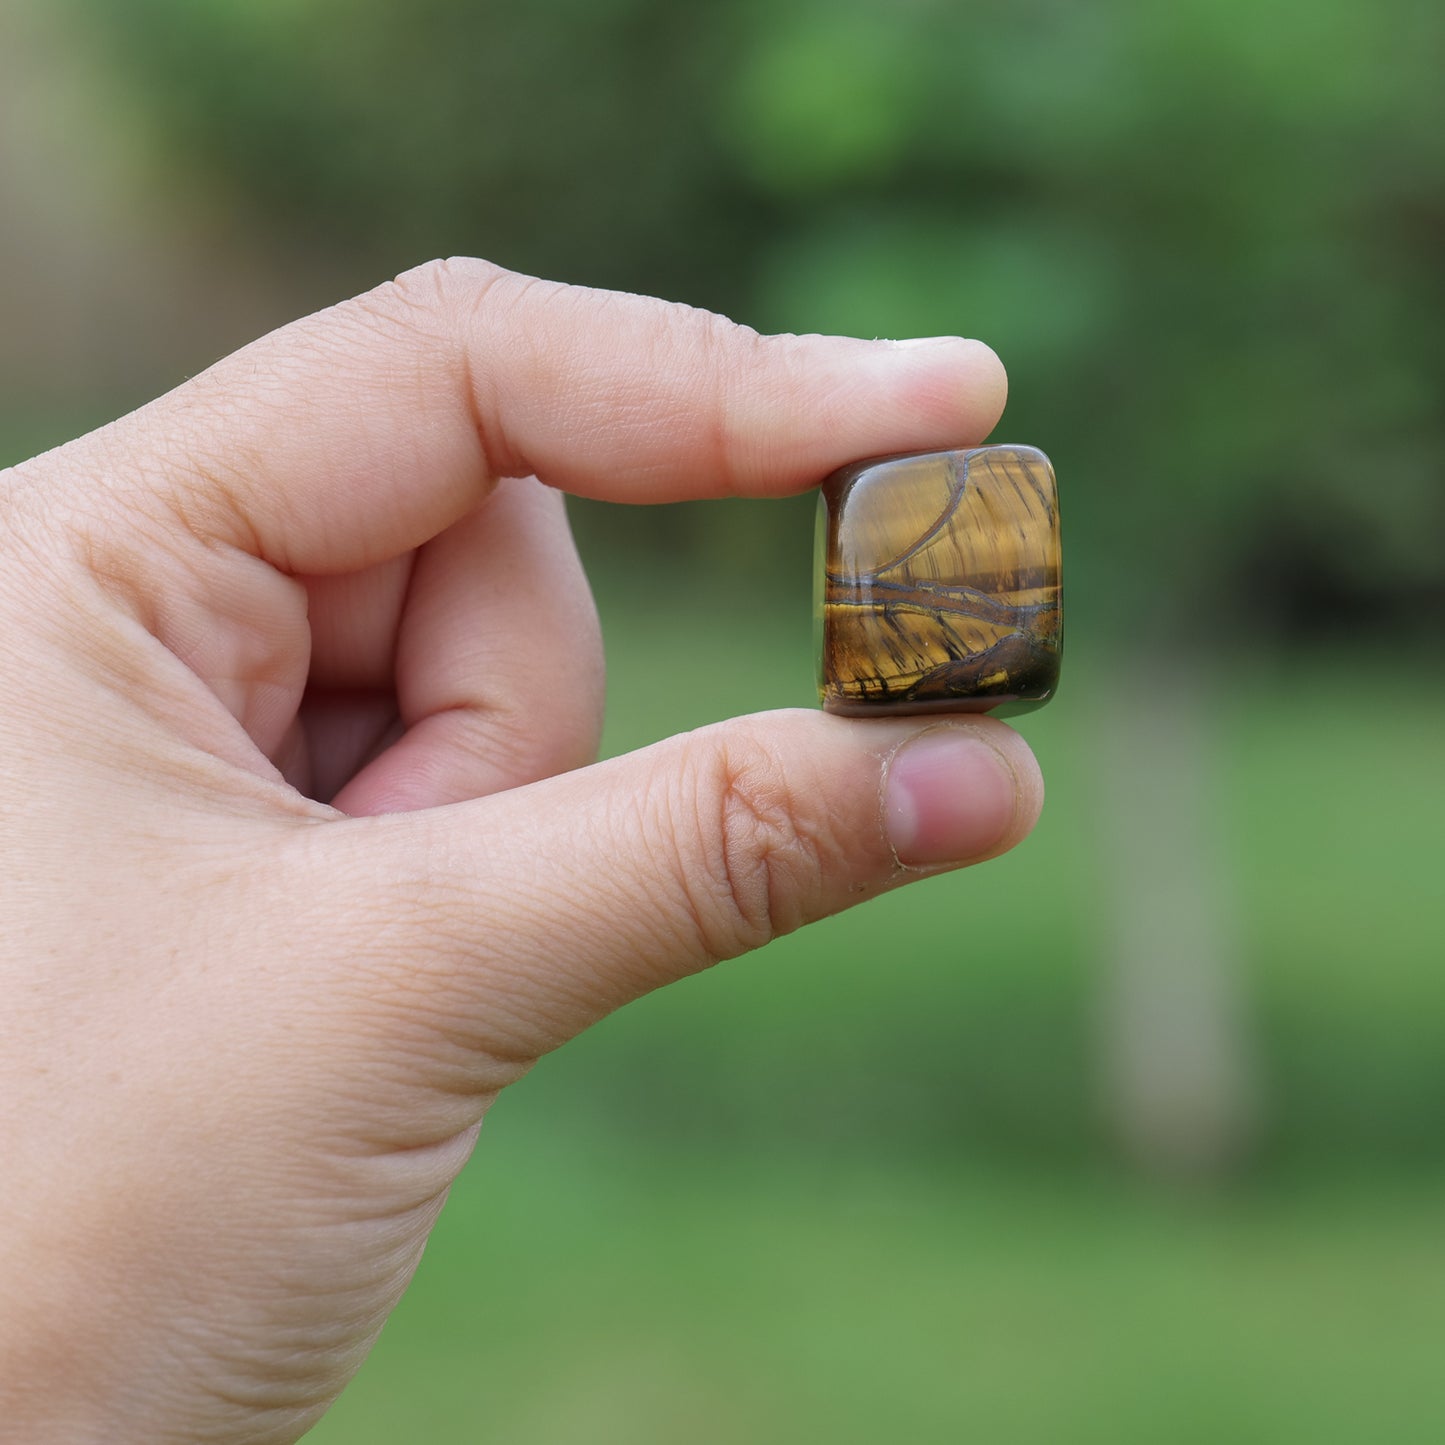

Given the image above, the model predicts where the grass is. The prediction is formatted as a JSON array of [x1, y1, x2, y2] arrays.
[[312, 1150, 1445, 1444]]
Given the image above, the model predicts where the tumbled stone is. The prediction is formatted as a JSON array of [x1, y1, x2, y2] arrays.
[[816, 445, 1062, 716]]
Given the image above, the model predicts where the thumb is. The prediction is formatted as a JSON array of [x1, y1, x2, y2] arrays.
[[323, 709, 1043, 1071]]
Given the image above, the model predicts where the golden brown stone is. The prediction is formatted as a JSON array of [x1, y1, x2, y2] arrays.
[[816, 445, 1062, 715]]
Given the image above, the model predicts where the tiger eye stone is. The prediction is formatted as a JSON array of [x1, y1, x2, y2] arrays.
[[816, 445, 1062, 716]]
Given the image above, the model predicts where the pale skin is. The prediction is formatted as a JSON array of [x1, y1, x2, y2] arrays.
[[0, 259, 1043, 1442]]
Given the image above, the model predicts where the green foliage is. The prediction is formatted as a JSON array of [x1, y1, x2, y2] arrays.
[[66, 0, 1445, 631], [69, 0, 755, 303], [723, 10, 920, 194]]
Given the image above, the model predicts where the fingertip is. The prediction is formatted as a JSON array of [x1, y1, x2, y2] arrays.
[[752, 333, 1007, 497], [865, 335, 1008, 444], [986, 718, 1045, 851], [960, 337, 1009, 430], [882, 718, 1041, 868]]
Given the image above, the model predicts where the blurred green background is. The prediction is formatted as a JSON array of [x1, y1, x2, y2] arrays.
[[3, 0, 1443, 1438]]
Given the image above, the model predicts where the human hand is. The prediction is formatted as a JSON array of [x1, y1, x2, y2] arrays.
[[0, 259, 1041, 1442]]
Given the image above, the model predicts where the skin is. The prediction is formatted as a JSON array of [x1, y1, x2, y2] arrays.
[[0, 258, 1043, 1442]]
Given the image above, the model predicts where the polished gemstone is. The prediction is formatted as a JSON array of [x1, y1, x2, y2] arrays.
[[816, 445, 1062, 716]]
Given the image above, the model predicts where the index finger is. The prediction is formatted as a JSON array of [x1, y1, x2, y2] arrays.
[[55, 258, 1007, 575]]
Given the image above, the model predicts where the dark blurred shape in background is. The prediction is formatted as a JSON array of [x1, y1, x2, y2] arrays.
[[3, 1, 1443, 1439]]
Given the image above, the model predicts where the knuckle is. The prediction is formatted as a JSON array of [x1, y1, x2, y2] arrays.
[[679, 726, 824, 961], [674, 297, 753, 358], [678, 314, 798, 496], [389, 255, 507, 317], [341, 256, 509, 355], [6, 435, 201, 595], [375, 257, 529, 476]]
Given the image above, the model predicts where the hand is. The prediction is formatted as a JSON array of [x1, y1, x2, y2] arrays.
[[0, 259, 1041, 1442]]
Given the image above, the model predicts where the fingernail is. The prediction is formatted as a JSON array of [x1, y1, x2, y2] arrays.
[[883, 727, 1019, 866], [885, 335, 968, 350]]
